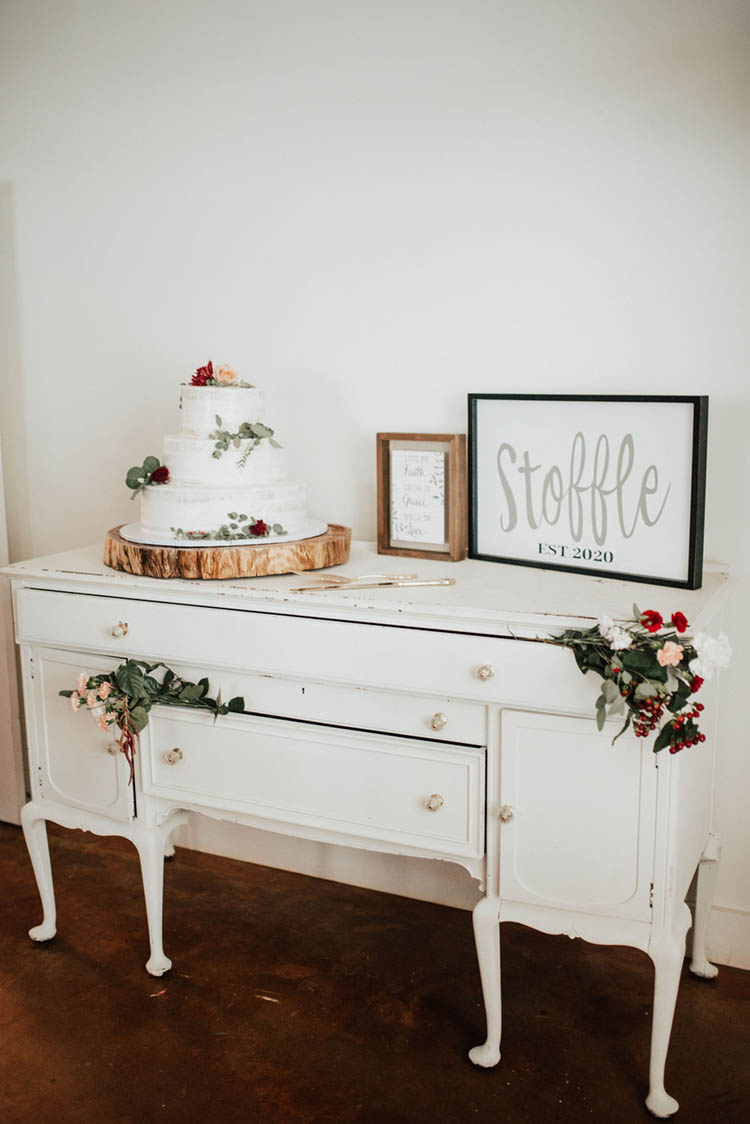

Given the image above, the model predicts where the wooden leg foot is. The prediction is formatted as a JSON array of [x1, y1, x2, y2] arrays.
[[646, 904, 691, 1118], [21, 802, 57, 943], [689, 834, 720, 980], [468, 896, 502, 1069]]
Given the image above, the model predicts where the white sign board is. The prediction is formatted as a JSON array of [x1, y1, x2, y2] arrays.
[[469, 396, 707, 588]]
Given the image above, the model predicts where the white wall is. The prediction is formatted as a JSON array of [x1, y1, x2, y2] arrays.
[[1, 1, 748, 964]]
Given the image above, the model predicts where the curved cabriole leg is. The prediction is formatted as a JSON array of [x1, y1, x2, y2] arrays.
[[645, 905, 691, 1118], [20, 802, 57, 942], [134, 828, 173, 977], [468, 896, 502, 1068], [689, 834, 720, 980]]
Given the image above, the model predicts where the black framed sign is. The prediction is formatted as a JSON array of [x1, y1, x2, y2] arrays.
[[468, 395, 708, 589]]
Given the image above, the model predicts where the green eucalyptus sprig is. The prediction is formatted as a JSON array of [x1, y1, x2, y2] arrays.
[[547, 604, 730, 755], [60, 660, 244, 781], [209, 416, 281, 467], [125, 457, 169, 498], [171, 513, 287, 541]]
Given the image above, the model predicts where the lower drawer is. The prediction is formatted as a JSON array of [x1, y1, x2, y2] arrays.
[[142, 707, 485, 860]]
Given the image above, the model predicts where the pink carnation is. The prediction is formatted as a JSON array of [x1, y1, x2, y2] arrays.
[[86, 690, 98, 708], [98, 682, 111, 700], [70, 691, 80, 711], [76, 672, 88, 694], [657, 640, 684, 667]]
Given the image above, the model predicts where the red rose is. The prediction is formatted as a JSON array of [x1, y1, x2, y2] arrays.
[[671, 611, 688, 633], [641, 610, 663, 633], [690, 675, 704, 694], [191, 360, 214, 386], [250, 520, 268, 537], [150, 466, 169, 484]]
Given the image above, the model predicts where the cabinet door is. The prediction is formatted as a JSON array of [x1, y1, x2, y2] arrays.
[[498, 710, 656, 922], [26, 648, 134, 821]]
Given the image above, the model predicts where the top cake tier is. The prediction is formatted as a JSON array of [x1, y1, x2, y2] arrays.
[[180, 385, 267, 437]]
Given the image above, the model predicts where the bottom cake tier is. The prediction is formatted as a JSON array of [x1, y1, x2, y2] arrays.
[[132, 480, 325, 545]]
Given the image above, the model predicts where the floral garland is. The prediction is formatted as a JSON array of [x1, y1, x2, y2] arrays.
[[550, 606, 731, 753], [171, 513, 287, 541], [61, 661, 244, 782], [208, 415, 280, 467], [190, 360, 253, 388], [125, 456, 170, 498]]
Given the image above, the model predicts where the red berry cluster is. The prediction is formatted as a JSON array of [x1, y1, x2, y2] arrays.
[[632, 693, 667, 738], [668, 703, 706, 754]]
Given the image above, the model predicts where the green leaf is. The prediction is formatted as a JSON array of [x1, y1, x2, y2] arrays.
[[215, 415, 222, 426], [602, 680, 619, 703], [142, 455, 160, 474], [609, 694, 625, 715], [128, 705, 150, 733], [620, 649, 655, 672], [59, 689, 73, 697], [227, 696, 244, 712], [197, 677, 209, 697], [596, 705, 606, 732], [634, 681, 659, 699], [126, 467, 144, 488], [269, 439, 281, 448], [179, 684, 203, 702], [632, 603, 641, 620], [272, 524, 283, 534], [654, 725, 672, 753], [162, 669, 174, 689], [116, 662, 145, 698], [143, 675, 161, 696]]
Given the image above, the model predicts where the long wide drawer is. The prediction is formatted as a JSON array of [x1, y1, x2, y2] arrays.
[[142, 708, 485, 860], [14, 587, 597, 712]]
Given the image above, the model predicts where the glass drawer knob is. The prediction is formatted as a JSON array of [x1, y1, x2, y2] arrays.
[[111, 621, 129, 638], [430, 712, 448, 730], [425, 793, 445, 812], [475, 664, 495, 681], [164, 748, 183, 765], [499, 804, 514, 823]]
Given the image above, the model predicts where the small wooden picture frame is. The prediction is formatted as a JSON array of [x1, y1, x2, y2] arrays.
[[376, 433, 467, 561]]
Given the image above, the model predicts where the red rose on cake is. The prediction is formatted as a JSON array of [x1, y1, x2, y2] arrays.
[[250, 520, 268, 537], [150, 466, 169, 484]]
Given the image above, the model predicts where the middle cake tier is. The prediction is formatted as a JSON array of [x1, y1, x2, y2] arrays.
[[164, 434, 288, 486]]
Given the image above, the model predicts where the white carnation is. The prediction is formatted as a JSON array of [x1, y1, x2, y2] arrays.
[[598, 615, 631, 650], [688, 631, 732, 681], [598, 615, 615, 641], [609, 626, 633, 651]]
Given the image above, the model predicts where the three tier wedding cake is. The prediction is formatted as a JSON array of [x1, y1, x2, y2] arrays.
[[120, 362, 326, 547]]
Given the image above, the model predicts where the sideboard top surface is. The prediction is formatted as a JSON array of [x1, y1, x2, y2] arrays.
[[2, 541, 730, 638]]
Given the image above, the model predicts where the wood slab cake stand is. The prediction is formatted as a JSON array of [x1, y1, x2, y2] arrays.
[[104, 524, 351, 580]]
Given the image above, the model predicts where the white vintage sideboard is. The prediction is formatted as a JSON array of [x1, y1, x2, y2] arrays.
[[3, 542, 731, 1118]]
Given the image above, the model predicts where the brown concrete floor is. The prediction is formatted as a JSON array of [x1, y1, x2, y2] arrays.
[[1, 823, 748, 1124]]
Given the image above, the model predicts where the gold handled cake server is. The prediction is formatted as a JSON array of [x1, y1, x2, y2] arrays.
[[289, 577, 456, 593]]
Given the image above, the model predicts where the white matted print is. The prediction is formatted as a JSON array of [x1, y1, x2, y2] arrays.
[[469, 396, 707, 588], [389, 441, 448, 552]]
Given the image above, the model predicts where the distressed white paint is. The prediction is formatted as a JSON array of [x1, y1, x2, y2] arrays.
[[5, 546, 728, 1116]]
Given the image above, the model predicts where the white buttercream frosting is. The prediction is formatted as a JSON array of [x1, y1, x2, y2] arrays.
[[131, 382, 322, 544], [164, 434, 288, 486], [179, 385, 267, 437]]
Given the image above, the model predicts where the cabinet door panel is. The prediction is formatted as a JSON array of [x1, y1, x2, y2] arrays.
[[499, 710, 656, 922], [29, 650, 133, 820]]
